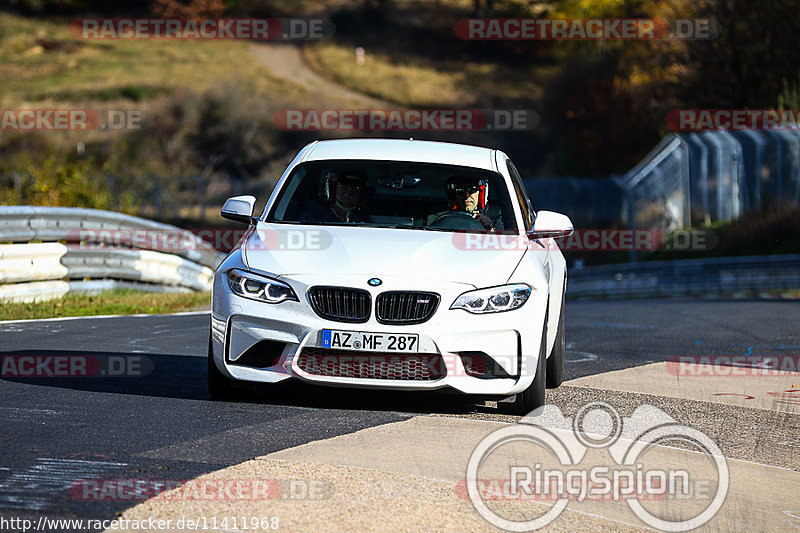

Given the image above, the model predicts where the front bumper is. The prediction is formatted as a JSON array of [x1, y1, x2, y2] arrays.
[[211, 271, 548, 397]]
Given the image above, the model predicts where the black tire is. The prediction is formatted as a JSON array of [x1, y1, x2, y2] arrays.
[[503, 308, 547, 415], [208, 334, 235, 400], [547, 288, 565, 389]]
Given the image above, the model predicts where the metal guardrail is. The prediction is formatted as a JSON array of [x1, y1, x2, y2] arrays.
[[0, 279, 191, 303], [532, 132, 799, 265], [0, 207, 225, 302], [61, 247, 214, 291], [0, 243, 68, 284], [616, 131, 800, 247], [0, 206, 221, 269], [567, 254, 800, 299]]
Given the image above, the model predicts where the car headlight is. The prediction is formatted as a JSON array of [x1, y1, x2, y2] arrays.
[[450, 284, 532, 314], [226, 269, 298, 304]]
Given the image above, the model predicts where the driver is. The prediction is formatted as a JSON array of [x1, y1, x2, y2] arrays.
[[426, 175, 503, 231]]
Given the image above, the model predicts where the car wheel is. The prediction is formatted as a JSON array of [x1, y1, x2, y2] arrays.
[[503, 308, 547, 415], [547, 288, 565, 389], [208, 334, 234, 400]]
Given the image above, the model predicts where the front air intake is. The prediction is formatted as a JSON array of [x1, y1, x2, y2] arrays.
[[297, 348, 445, 380]]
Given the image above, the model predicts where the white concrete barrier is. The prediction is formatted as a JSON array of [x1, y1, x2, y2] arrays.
[[0, 206, 224, 302]]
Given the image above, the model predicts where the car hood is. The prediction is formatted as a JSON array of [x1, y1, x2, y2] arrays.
[[242, 222, 527, 287]]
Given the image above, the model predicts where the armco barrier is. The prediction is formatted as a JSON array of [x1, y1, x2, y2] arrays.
[[0, 243, 69, 284], [0, 206, 221, 269], [0, 279, 191, 304], [61, 248, 213, 291], [0, 207, 225, 302], [567, 254, 800, 299], [616, 131, 799, 260]]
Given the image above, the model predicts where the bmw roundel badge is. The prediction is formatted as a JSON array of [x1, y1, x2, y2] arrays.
[[368, 278, 382, 287]]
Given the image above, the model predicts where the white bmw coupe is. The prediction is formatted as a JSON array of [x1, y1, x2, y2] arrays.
[[209, 139, 573, 414]]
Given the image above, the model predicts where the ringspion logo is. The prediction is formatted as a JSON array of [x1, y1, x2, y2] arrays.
[[465, 402, 728, 531]]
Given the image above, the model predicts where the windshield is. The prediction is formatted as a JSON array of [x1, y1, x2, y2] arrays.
[[266, 160, 518, 233]]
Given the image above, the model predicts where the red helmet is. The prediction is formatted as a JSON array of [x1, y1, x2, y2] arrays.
[[446, 176, 489, 210]]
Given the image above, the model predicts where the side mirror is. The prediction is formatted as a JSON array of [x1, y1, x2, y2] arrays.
[[528, 210, 574, 239], [220, 195, 257, 225]]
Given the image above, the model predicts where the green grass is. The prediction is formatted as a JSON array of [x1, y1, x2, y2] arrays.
[[303, 42, 472, 107], [0, 12, 303, 106], [0, 290, 211, 321], [302, 40, 551, 108], [299, 0, 555, 109], [648, 205, 800, 261]]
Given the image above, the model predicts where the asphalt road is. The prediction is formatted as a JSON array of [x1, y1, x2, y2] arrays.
[[562, 298, 800, 378], [0, 299, 798, 531]]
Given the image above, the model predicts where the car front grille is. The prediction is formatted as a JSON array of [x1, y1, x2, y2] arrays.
[[308, 287, 371, 323], [375, 291, 439, 325], [297, 348, 445, 380]]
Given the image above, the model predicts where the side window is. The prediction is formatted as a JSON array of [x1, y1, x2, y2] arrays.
[[506, 160, 534, 231]]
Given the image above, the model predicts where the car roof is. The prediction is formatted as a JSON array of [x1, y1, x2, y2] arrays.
[[303, 139, 498, 171]]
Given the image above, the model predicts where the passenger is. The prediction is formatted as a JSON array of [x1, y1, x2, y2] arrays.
[[326, 171, 368, 223], [299, 170, 369, 224]]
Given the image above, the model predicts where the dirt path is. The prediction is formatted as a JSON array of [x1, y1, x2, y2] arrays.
[[251, 42, 390, 108]]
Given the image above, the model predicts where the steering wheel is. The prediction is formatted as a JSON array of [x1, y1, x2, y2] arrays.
[[429, 210, 487, 231]]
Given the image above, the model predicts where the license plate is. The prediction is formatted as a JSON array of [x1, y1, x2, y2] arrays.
[[321, 329, 419, 352]]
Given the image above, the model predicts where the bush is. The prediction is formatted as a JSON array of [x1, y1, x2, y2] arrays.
[[0, 154, 114, 209]]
